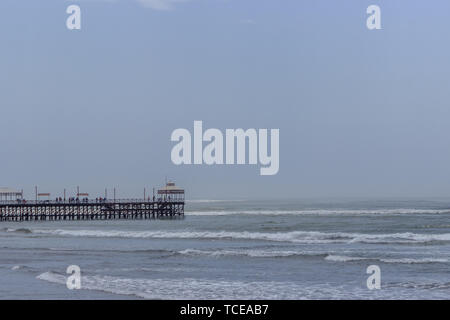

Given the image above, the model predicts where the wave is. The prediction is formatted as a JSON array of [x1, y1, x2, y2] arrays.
[[387, 281, 450, 290], [324, 255, 448, 264], [36, 271, 311, 299], [381, 258, 448, 264], [178, 248, 325, 258], [32, 272, 365, 299], [186, 208, 450, 216], [23, 229, 450, 245], [324, 255, 368, 262], [36, 271, 450, 299], [1, 228, 32, 234], [176, 249, 448, 264], [0, 242, 321, 259]]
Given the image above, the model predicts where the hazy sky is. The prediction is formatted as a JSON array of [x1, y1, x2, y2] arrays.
[[1, 0, 450, 199]]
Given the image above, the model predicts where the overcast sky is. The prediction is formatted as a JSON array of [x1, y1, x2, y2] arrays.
[[1, 0, 450, 199]]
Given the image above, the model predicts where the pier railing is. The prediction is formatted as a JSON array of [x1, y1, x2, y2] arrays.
[[0, 198, 184, 205]]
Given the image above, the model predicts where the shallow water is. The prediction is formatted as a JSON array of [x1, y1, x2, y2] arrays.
[[1, 199, 449, 299]]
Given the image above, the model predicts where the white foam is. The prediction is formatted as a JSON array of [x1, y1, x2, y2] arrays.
[[180, 249, 450, 264], [324, 255, 369, 262], [324, 255, 448, 264], [30, 229, 450, 245], [37, 271, 66, 284], [36, 271, 450, 299], [186, 208, 450, 216], [34, 272, 373, 299], [380, 258, 448, 264], [178, 248, 322, 258]]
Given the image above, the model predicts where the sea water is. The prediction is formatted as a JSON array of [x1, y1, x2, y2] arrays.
[[0, 199, 449, 299]]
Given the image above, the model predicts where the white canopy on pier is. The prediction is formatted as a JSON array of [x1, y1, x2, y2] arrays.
[[157, 182, 184, 195]]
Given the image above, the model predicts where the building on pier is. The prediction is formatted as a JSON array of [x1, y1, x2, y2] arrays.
[[157, 181, 185, 201], [0, 188, 23, 202]]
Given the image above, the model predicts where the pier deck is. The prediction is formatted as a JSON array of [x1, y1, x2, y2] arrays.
[[0, 199, 184, 222]]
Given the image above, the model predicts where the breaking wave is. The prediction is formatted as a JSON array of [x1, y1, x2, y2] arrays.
[[36, 271, 450, 299], [1, 228, 32, 234], [186, 208, 450, 216], [181, 249, 449, 263], [324, 255, 448, 264], [21, 229, 450, 245], [36, 271, 315, 299], [178, 248, 325, 258], [32, 272, 369, 299]]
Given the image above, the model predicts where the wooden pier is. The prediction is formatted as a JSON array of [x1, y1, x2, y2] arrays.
[[0, 182, 185, 222], [0, 199, 184, 222]]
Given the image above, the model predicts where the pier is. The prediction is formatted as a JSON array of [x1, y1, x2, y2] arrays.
[[0, 183, 184, 222]]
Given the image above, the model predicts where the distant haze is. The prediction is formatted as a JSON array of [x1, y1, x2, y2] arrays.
[[1, 0, 450, 199]]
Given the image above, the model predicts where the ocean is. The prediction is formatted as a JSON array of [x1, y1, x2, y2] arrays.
[[0, 199, 449, 299]]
